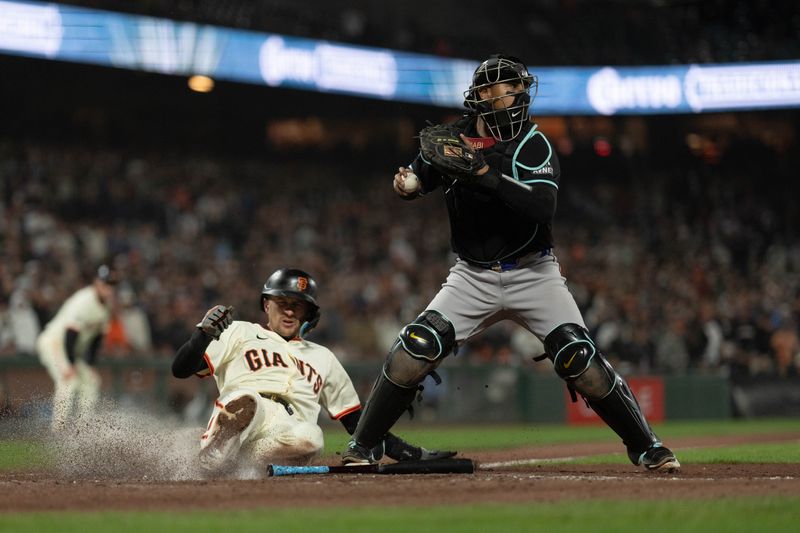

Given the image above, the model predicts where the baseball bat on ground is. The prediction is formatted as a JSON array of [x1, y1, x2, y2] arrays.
[[267, 458, 475, 477]]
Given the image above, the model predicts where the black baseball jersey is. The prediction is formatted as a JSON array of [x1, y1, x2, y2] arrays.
[[410, 116, 560, 266]]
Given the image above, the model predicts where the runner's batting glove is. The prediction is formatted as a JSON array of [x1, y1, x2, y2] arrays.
[[197, 305, 234, 340]]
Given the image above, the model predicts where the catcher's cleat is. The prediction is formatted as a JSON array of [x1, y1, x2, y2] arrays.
[[632, 444, 681, 472], [341, 439, 379, 466], [384, 435, 457, 462], [199, 396, 256, 471]]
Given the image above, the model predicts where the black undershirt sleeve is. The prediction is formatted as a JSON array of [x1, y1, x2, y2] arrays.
[[86, 334, 104, 366], [339, 409, 361, 435], [172, 329, 212, 378], [64, 328, 79, 365]]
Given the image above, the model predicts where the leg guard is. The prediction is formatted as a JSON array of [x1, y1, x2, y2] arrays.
[[588, 376, 660, 464], [352, 310, 455, 449], [544, 323, 659, 463], [350, 374, 419, 450]]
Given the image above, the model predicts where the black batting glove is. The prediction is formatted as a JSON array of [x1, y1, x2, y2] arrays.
[[196, 305, 234, 340]]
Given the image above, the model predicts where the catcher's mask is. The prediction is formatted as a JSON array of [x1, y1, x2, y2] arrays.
[[463, 54, 537, 142], [260, 268, 320, 338]]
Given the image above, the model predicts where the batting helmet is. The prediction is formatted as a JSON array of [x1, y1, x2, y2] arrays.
[[260, 268, 320, 337], [463, 54, 537, 142]]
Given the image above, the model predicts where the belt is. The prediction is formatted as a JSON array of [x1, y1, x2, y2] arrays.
[[465, 248, 551, 273], [261, 393, 294, 415]]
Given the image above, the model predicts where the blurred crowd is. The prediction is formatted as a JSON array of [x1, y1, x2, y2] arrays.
[[1, 119, 799, 382], [60, 0, 800, 65]]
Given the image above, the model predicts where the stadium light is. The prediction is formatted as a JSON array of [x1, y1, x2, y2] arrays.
[[188, 75, 214, 93]]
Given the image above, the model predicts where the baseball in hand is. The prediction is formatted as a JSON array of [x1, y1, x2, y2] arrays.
[[403, 171, 420, 193]]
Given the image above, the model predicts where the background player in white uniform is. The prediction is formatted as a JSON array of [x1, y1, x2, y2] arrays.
[[343, 55, 679, 471], [172, 268, 454, 471], [37, 265, 117, 431]]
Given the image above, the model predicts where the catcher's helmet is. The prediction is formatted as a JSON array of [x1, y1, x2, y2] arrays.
[[260, 268, 320, 337], [463, 54, 537, 142]]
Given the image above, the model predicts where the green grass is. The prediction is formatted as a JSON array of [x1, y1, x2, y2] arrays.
[[1, 418, 797, 471], [2, 419, 799, 532], [0, 440, 50, 470], [1, 498, 799, 532], [556, 441, 800, 465], [677, 441, 800, 463]]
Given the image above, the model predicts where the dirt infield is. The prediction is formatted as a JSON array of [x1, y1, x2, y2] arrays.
[[2, 432, 799, 512]]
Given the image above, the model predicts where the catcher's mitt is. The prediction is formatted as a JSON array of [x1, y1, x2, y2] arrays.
[[418, 124, 485, 177]]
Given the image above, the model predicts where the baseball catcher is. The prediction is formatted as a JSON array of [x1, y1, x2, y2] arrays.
[[344, 54, 680, 472]]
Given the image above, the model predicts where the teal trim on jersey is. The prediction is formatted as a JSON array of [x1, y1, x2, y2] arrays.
[[515, 131, 552, 171], [512, 124, 557, 188], [511, 124, 538, 180]]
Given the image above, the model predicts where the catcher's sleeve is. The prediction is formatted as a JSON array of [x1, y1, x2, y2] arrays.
[[468, 137, 560, 223], [481, 167, 558, 224], [172, 329, 212, 378]]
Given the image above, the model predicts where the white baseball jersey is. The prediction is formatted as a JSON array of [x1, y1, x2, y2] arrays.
[[199, 321, 361, 423], [38, 285, 111, 358]]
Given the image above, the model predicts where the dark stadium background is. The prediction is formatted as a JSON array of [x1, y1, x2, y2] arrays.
[[2, 0, 799, 421]]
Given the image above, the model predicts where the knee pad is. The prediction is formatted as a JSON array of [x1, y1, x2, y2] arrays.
[[384, 310, 456, 388], [544, 323, 615, 400]]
